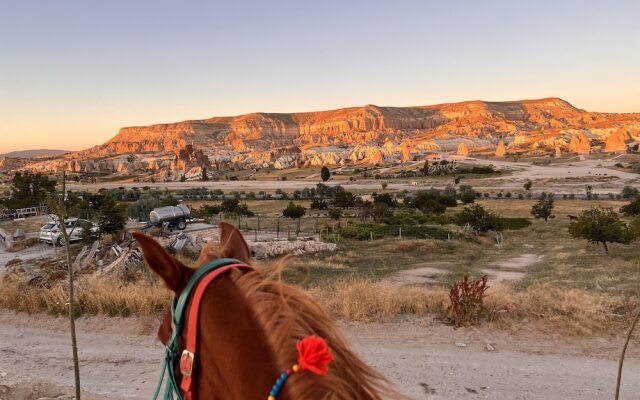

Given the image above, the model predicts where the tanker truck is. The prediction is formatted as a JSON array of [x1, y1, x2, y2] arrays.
[[149, 204, 190, 231]]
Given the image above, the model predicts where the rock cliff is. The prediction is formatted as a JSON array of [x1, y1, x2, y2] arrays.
[[23, 97, 640, 176]]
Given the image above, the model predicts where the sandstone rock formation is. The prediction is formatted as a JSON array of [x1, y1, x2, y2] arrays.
[[495, 141, 506, 157], [604, 128, 632, 152], [457, 142, 469, 156], [568, 132, 591, 154], [22, 97, 640, 177]]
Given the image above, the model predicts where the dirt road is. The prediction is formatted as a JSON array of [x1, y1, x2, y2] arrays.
[[1, 312, 638, 399]]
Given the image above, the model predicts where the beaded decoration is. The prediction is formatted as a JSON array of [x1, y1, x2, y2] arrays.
[[268, 336, 333, 399]]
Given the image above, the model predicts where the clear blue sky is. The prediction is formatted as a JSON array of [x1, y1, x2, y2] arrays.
[[1, 0, 639, 153]]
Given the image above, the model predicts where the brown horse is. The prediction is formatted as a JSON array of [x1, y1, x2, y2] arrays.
[[133, 223, 403, 399]]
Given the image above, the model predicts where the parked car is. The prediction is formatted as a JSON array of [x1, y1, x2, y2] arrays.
[[39, 218, 99, 246]]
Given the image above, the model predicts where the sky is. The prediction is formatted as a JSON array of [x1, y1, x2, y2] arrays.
[[1, 0, 639, 153]]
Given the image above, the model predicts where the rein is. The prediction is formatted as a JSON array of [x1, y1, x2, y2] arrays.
[[153, 258, 253, 400]]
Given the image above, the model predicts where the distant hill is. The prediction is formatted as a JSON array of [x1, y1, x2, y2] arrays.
[[19, 97, 640, 178], [0, 149, 70, 158]]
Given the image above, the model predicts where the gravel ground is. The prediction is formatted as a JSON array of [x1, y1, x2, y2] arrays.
[[1, 312, 639, 399]]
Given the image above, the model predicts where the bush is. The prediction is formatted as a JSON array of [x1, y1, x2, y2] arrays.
[[408, 189, 456, 213], [389, 211, 456, 226], [531, 192, 555, 221], [621, 186, 639, 199], [373, 193, 396, 207], [460, 187, 476, 204], [328, 207, 343, 220], [339, 223, 389, 240], [620, 197, 640, 216], [448, 275, 490, 327], [282, 202, 306, 219], [456, 204, 502, 232], [127, 193, 160, 221], [499, 217, 532, 230], [310, 199, 328, 210]]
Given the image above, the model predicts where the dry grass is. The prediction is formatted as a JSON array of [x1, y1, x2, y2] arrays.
[[0, 272, 635, 335], [8, 237, 40, 252], [311, 279, 449, 321], [310, 278, 636, 335], [0, 277, 171, 317]]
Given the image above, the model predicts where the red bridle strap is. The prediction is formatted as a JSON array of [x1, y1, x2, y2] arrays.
[[179, 263, 253, 400]]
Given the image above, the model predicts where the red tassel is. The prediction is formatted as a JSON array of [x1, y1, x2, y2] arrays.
[[296, 336, 333, 375]]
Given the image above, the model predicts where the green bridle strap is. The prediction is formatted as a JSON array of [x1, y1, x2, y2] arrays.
[[152, 258, 245, 400]]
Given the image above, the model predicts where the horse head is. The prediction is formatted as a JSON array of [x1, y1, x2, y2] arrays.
[[134, 223, 401, 400]]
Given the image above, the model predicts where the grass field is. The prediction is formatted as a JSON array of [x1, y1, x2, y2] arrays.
[[2, 197, 639, 336]]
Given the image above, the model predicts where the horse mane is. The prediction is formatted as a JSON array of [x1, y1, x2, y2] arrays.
[[231, 267, 406, 400]]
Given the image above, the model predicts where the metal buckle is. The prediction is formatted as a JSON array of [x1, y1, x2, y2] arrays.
[[179, 350, 195, 377]]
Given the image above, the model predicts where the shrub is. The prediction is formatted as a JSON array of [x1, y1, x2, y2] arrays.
[[127, 193, 160, 221], [499, 217, 532, 230], [460, 187, 476, 204], [456, 204, 502, 232], [408, 189, 456, 213], [373, 193, 396, 207], [620, 197, 640, 216], [328, 207, 343, 221], [282, 202, 306, 219], [621, 186, 639, 199], [310, 199, 328, 210], [531, 192, 555, 221], [339, 223, 389, 240], [448, 275, 490, 327]]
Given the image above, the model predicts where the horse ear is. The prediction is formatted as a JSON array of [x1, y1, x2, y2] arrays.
[[219, 222, 251, 264], [133, 231, 191, 293]]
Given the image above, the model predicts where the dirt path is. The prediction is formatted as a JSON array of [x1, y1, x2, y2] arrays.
[[1, 312, 639, 399]]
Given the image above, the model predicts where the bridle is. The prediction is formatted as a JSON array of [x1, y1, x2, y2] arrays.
[[152, 258, 253, 400]]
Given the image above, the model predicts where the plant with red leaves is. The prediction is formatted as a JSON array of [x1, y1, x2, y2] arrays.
[[448, 275, 490, 327]]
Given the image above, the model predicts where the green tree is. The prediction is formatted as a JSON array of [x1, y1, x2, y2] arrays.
[[160, 195, 179, 207], [459, 185, 476, 204], [620, 197, 640, 216], [621, 186, 639, 199], [568, 207, 631, 253], [320, 166, 331, 182], [283, 202, 306, 233], [201, 167, 208, 181], [328, 207, 343, 221], [408, 190, 456, 213], [373, 193, 396, 207], [421, 159, 430, 175], [531, 192, 555, 221], [310, 199, 328, 210], [5, 171, 56, 209], [332, 187, 357, 208], [523, 180, 532, 191], [127, 193, 161, 221], [282, 201, 306, 219], [456, 204, 501, 232], [98, 195, 126, 236]]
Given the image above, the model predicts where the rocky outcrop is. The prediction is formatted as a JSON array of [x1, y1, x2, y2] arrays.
[[568, 132, 590, 154], [604, 128, 632, 152], [495, 141, 506, 157], [457, 142, 469, 156], [20, 97, 640, 176]]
